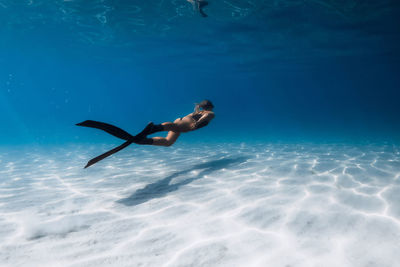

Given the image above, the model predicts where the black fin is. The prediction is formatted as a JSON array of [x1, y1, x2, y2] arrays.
[[78, 121, 157, 168], [136, 137, 154, 145], [147, 124, 164, 135], [76, 120, 133, 141], [84, 140, 134, 168]]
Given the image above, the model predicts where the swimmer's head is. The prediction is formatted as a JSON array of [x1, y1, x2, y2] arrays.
[[198, 100, 214, 111]]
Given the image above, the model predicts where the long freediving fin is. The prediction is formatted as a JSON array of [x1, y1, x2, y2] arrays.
[[76, 120, 134, 141], [84, 140, 134, 168], [76, 120, 156, 168]]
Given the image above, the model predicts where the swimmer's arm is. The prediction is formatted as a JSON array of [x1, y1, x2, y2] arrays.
[[192, 112, 215, 129]]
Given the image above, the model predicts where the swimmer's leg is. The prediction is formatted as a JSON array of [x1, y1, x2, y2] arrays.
[[138, 131, 180, 147], [146, 122, 182, 135]]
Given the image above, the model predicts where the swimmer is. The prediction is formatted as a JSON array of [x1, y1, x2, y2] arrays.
[[76, 100, 215, 168], [187, 0, 209, 17]]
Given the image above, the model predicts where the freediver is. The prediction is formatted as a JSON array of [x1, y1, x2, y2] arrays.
[[187, 0, 209, 17], [76, 100, 215, 168]]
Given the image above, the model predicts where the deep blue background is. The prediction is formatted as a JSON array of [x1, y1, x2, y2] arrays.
[[1, 0, 399, 144]]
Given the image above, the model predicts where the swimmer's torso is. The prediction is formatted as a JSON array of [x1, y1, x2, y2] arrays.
[[173, 110, 214, 132]]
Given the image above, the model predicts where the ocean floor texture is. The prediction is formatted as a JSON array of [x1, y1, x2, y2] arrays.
[[1, 143, 400, 267]]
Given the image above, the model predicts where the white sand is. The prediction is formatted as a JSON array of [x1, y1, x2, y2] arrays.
[[1, 143, 399, 267]]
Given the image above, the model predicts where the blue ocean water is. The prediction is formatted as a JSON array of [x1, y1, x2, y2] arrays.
[[1, 2, 400, 267], [1, 0, 399, 144]]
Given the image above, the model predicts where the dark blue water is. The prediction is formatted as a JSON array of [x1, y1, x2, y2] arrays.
[[1, 0, 399, 145]]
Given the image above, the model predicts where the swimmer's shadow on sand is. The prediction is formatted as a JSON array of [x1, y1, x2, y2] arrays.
[[117, 156, 248, 207]]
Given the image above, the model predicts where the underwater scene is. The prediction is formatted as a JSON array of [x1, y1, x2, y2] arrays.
[[1, 1, 400, 266]]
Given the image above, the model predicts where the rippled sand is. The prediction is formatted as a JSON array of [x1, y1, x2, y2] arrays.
[[1, 143, 400, 267]]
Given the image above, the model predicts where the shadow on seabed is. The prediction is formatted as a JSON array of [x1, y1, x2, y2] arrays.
[[116, 156, 249, 206]]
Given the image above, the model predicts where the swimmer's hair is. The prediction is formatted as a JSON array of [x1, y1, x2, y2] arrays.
[[194, 100, 214, 112]]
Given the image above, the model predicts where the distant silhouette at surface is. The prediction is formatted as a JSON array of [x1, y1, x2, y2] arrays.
[[117, 156, 248, 206], [187, 0, 209, 17]]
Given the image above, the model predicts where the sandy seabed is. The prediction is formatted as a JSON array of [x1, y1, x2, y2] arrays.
[[1, 142, 400, 267]]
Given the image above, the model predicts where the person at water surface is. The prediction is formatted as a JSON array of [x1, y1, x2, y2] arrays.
[[187, 0, 209, 17], [76, 100, 215, 168]]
